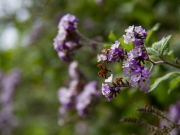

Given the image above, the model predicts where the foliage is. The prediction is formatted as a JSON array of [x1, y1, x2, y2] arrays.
[[0, 0, 180, 135]]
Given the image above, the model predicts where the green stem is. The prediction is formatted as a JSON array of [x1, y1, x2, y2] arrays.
[[144, 46, 180, 70], [159, 56, 180, 69], [148, 57, 180, 71], [76, 31, 104, 46]]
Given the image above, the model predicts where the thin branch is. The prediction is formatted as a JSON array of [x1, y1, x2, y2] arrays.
[[76, 31, 104, 46], [148, 58, 180, 70]]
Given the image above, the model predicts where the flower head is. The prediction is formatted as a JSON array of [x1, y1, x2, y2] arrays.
[[102, 83, 113, 101], [53, 14, 81, 62]]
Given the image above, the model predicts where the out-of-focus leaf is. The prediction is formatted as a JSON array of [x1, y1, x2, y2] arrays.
[[146, 23, 161, 44], [103, 43, 111, 49], [148, 71, 180, 92], [166, 50, 174, 61], [169, 76, 180, 92], [108, 31, 116, 42], [175, 58, 180, 65], [119, 37, 133, 51]]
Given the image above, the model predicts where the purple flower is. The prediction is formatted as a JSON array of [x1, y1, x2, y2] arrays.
[[69, 61, 79, 79], [122, 25, 150, 92], [123, 25, 147, 45], [57, 80, 79, 108], [139, 77, 150, 92], [0, 69, 20, 134], [122, 45, 150, 92], [131, 72, 141, 82], [53, 14, 81, 62], [132, 47, 143, 57], [168, 102, 180, 123], [139, 77, 150, 86], [125, 25, 134, 33], [58, 87, 72, 107], [134, 26, 147, 39], [108, 41, 123, 62], [123, 67, 132, 77], [0, 69, 21, 105], [58, 79, 99, 117], [97, 41, 124, 63], [134, 39, 144, 46], [141, 68, 150, 78], [130, 79, 138, 88], [76, 81, 99, 116], [97, 54, 107, 62], [160, 101, 180, 135], [123, 32, 135, 44], [58, 14, 78, 31], [102, 84, 112, 101]]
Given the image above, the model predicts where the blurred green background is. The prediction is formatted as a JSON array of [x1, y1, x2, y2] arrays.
[[0, 0, 180, 134]]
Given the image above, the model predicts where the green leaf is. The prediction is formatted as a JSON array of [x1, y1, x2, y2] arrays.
[[146, 23, 161, 44], [166, 50, 174, 61], [146, 47, 159, 56], [169, 76, 180, 92], [152, 40, 161, 54], [119, 37, 133, 51], [148, 71, 180, 92], [108, 31, 116, 42], [103, 43, 111, 49], [175, 58, 180, 65], [151, 23, 161, 31], [151, 35, 172, 57], [159, 35, 171, 56]]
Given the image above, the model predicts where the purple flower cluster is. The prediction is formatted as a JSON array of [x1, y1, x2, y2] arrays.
[[97, 41, 125, 63], [98, 25, 150, 101], [0, 69, 21, 134], [160, 101, 180, 135], [122, 25, 150, 92], [53, 14, 81, 61], [102, 83, 118, 101], [75, 81, 99, 116], [58, 61, 99, 117], [102, 75, 130, 101], [122, 48, 150, 92], [123, 25, 147, 46]]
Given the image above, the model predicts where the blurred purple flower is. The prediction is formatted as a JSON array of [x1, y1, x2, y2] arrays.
[[69, 61, 79, 79], [160, 101, 180, 135], [58, 79, 99, 117], [53, 14, 81, 62], [0, 69, 21, 135], [58, 80, 79, 108], [0, 69, 21, 104], [76, 81, 99, 116]]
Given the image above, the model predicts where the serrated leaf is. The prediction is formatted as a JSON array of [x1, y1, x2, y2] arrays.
[[152, 40, 161, 54], [169, 76, 180, 92], [108, 31, 116, 42], [119, 37, 133, 51], [152, 35, 172, 57], [146, 47, 159, 56], [159, 35, 171, 56], [148, 71, 180, 92]]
